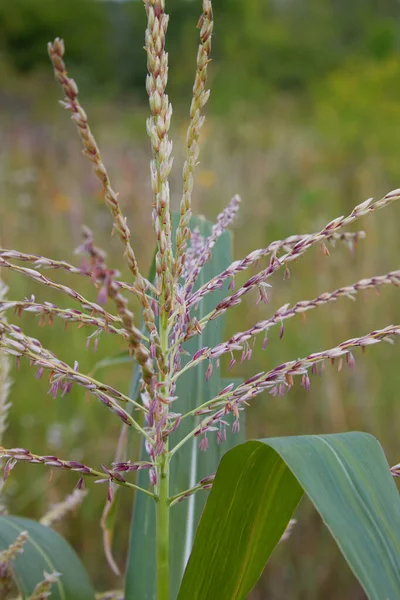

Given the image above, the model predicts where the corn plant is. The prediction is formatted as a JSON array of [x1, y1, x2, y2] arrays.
[[1, 1, 400, 599]]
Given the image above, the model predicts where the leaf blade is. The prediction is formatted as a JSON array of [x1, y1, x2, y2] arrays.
[[178, 432, 400, 600], [0, 516, 95, 600]]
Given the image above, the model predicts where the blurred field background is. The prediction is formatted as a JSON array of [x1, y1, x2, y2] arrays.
[[1, 0, 400, 598]]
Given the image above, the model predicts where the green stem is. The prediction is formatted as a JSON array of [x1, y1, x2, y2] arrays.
[[156, 452, 170, 600], [156, 313, 170, 600], [168, 483, 203, 507], [168, 423, 203, 458]]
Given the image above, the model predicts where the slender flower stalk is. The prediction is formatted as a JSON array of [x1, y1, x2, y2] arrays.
[[175, 0, 214, 282], [0, 530, 28, 563], [190, 325, 400, 421], [0, 534, 27, 598], [189, 196, 400, 311], [187, 229, 366, 309], [168, 474, 215, 507], [28, 571, 61, 600], [0, 321, 150, 436], [280, 519, 297, 543], [184, 194, 241, 297], [168, 325, 400, 458], [168, 195, 242, 382], [181, 226, 207, 280], [48, 41, 159, 393], [40, 488, 88, 527], [0, 279, 11, 447], [101, 423, 131, 577], [77, 228, 159, 384], [47, 39, 141, 283], [0, 448, 155, 498], [0, 258, 123, 325], [143, 0, 174, 322], [0, 272, 12, 519], [171, 269, 400, 378], [0, 300, 129, 342], [187, 189, 400, 331], [0, 248, 157, 298], [390, 463, 400, 478]]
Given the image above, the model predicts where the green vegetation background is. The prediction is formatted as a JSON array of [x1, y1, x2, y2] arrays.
[[1, 0, 400, 597]]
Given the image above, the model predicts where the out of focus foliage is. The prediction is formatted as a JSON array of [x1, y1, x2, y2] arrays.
[[316, 56, 400, 179], [0, 0, 113, 85], [1, 0, 400, 105]]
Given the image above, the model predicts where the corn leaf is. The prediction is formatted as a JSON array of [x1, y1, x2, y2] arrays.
[[178, 432, 400, 600], [0, 515, 95, 599]]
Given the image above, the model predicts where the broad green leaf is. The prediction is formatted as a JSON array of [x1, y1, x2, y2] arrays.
[[0, 516, 95, 599], [125, 214, 244, 599], [178, 432, 400, 600]]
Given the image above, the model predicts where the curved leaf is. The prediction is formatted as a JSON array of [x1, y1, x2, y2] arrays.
[[178, 432, 400, 600], [0, 516, 95, 600]]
